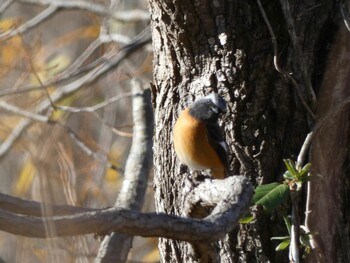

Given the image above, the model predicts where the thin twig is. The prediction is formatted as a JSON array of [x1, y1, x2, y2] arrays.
[[0, 101, 49, 122], [0, 0, 13, 14], [0, 100, 124, 172], [56, 92, 134, 137], [101, 0, 121, 35], [19, 0, 150, 22], [0, 28, 147, 98], [256, 0, 316, 119], [279, 0, 316, 109], [56, 92, 133, 113], [19, 34, 56, 109], [0, 27, 151, 159], [296, 132, 313, 169], [0, 5, 58, 40]]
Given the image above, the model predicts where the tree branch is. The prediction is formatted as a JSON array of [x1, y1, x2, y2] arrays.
[[97, 79, 154, 262], [0, 0, 13, 14], [0, 27, 151, 159], [0, 101, 124, 172], [0, 5, 58, 40], [0, 192, 99, 217], [19, 0, 150, 22], [0, 176, 252, 242]]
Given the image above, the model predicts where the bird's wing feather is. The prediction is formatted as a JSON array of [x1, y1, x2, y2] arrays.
[[206, 123, 229, 170]]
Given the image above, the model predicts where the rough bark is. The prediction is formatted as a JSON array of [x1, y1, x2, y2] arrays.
[[149, 0, 336, 262]]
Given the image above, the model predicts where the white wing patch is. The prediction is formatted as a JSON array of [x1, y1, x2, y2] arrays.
[[218, 140, 228, 153]]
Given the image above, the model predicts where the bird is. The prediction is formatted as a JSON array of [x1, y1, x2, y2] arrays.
[[173, 93, 229, 179]]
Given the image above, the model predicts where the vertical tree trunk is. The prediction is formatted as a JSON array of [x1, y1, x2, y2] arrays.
[[307, 24, 350, 262], [148, 0, 338, 261]]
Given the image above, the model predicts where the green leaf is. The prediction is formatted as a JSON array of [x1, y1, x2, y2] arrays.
[[283, 170, 294, 180], [252, 183, 280, 203], [299, 163, 311, 181], [239, 216, 254, 224], [283, 159, 298, 177], [275, 239, 291, 251], [253, 183, 289, 212]]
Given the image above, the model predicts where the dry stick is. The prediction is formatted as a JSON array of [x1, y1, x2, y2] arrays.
[[0, 5, 58, 40], [19, 0, 150, 23], [0, 27, 151, 159], [0, 176, 253, 241], [97, 79, 153, 263], [256, 0, 315, 119]]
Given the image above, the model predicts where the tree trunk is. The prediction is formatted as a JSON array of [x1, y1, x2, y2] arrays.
[[149, 0, 341, 261]]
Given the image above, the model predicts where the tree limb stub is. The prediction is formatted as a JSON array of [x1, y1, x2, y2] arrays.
[[0, 176, 252, 242]]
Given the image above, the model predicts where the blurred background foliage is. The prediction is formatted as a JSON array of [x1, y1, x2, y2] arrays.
[[0, 0, 158, 262]]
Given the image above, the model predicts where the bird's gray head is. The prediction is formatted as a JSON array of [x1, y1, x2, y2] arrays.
[[188, 93, 227, 123]]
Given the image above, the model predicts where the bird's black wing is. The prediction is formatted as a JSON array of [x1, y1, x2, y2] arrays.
[[206, 123, 229, 171]]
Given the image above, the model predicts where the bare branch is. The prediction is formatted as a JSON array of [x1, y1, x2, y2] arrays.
[[19, 34, 56, 108], [0, 176, 253, 241], [296, 132, 313, 168], [19, 0, 150, 23], [0, 5, 58, 40], [0, 192, 99, 216], [56, 92, 133, 113], [97, 79, 153, 262], [0, 101, 49, 122], [0, 26, 151, 98], [0, 100, 124, 172], [0, 0, 13, 14], [0, 27, 151, 159]]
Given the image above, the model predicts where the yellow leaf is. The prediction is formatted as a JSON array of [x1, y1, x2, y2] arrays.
[[0, 18, 19, 31], [142, 243, 160, 262], [14, 159, 36, 195], [33, 248, 48, 262], [0, 18, 23, 74]]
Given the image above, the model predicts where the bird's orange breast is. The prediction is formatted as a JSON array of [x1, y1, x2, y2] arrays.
[[173, 108, 225, 179]]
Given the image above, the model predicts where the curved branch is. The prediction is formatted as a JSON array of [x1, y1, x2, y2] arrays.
[[0, 193, 100, 217], [0, 176, 253, 242]]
